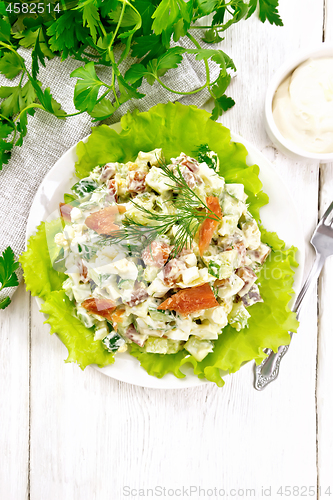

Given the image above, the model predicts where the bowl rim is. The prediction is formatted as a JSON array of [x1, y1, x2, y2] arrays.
[[265, 42, 333, 161]]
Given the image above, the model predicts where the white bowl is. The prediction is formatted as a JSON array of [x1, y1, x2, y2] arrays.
[[264, 43, 333, 163]]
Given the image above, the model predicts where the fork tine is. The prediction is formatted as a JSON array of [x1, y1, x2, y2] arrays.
[[321, 200, 333, 225]]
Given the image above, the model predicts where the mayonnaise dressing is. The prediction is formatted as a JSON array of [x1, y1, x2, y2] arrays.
[[272, 58, 333, 154]]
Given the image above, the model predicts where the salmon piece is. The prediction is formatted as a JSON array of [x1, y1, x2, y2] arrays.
[[111, 308, 125, 324], [81, 298, 116, 320], [59, 203, 73, 223], [85, 205, 126, 235], [157, 283, 219, 315], [141, 241, 171, 268], [110, 307, 125, 330], [198, 197, 222, 256]]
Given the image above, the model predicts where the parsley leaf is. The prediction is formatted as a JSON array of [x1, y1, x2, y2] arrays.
[[202, 28, 224, 44], [130, 33, 165, 61], [99, 0, 118, 18], [0, 246, 19, 309], [0, 3, 11, 43], [195, 0, 219, 15], [47, 11, 90, 58], [134, 0, 157, 35], [211, 72, 231, 98], [210, 72, 235, 119], [0, 51, 25, 79], [247, 0, 283, 26], [0, 296, 11, 309], [76, 0, 101, 43], [173, 0, 193, 41], [0, 135, 13, 168], [126, 47, 186, 86], [151, 0, 182, 35], [125, 63, 149, 86], [0, 86, 25, 117], [117, 74, 145, 103], [27, 77, 65, 117], [71, 62, 106, 112], [0, 121, 13, 139], [187, 48, 236, 74], [108, 1, 141, 28], [31, 29, 46, 79], [148, 46, 186, 80], [89, 98, 115, 121], [211, 94, 235, 120], [214, 0, 248, 31]]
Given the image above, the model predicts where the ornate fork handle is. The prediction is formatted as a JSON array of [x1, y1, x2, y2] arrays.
[[254, 344, 291, 390], [254, 252, 325, 390]]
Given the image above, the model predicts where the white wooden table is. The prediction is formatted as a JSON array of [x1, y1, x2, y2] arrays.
[[1, 1, 333, 498]]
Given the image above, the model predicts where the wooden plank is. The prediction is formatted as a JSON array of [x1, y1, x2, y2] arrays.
[[28, 1, 322, 498], [317, 165, 333, 495], [324, 0, 332, 42], [0, 284, 29, 500], [316, 2, 333, 495]]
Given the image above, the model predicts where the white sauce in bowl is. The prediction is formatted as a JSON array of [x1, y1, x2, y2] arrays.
[[272, 57, 333, 154]]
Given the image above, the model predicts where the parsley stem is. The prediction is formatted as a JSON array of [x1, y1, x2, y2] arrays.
[[0, 41, 17, 53], [155, 77, 207, 95], [14, 103, 46, 122], [118, 2, 142, 65], [189, 25, 220, 29], [98, 22, 107, 38], [82, 51, 100, 59], [155, 33, 210, 96], [18, 71, 25, 87], [0, 114, 14, 124], [103, 0, 126, 107], [62, 111, 85, 117], [108, 51, 120, 106], [95, 88, 112, 105], [14, 104, 84, 121], [110, 1, 126, 47], [186, 33, 210, 88]]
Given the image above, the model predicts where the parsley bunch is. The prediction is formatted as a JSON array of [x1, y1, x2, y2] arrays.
[[0, 0, 282, 170]]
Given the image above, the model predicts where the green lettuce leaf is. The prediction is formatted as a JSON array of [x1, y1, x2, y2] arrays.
[[130, 347, 187, 380], [41, 291, 115, 369], [20, 220, 66, 299]]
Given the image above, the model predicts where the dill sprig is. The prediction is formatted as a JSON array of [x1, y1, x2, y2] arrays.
[[99, 160, 221, 256]]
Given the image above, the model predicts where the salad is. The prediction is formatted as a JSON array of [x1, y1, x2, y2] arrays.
[[20, 103, 298, 386], [54, 147, 272, 363]]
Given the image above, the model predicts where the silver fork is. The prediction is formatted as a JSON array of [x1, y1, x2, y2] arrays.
[[254, 200, 333, 390]]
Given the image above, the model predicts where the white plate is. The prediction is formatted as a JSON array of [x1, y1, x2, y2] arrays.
[[26, 124, 305, 389]]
